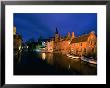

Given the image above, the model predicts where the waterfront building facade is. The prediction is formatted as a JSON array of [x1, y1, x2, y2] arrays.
[[70, 31, 97, 56], [46, 28, 97, 57], [13, 26, 22, 58], [46, 40, 54, 52]]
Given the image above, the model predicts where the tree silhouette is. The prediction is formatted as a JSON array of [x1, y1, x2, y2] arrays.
[[26, 38, 36, 51]]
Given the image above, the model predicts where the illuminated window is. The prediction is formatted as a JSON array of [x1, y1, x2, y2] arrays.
[[81, 43, 82, 46], [94, 41, 96, 45], [84, 48, 86, 53]]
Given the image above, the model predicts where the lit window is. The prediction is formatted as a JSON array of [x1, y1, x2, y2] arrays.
[[81, 43, 82, 46], [84, 48, 86, 53], [94, 42, 96, 45]]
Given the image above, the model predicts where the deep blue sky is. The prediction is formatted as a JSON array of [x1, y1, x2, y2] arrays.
[[14, 13, 97, 42]]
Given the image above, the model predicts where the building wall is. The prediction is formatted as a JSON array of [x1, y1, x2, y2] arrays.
[[14, 35, 22, 50], [86, 32, 97, 56], [60, 40, 70, 54], [53, 40, 70, 54], [13, 26, 22, 51], [70, 32, 96, 56], [46, 41, 54, 52], [46, 31, 97, 57], [70, 42, 87, 56]]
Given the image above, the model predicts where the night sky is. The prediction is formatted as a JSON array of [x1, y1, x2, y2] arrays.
[[14, 13, 97, 42]]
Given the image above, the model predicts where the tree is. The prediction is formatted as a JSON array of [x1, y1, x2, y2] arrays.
[[26, 38, 36, 51]]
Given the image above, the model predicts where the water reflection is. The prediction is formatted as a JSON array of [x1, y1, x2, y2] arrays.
[[46, 53, 54, 65], [14, 51, 22, 64], [68, 64, 71, 70], [41, 53, 54, 65], [42, 53, 46, 60], [40, 53, 97, 75], [14, 51, 97, 75]]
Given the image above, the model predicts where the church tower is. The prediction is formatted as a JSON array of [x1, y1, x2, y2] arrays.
[[55, 27, 59, 42]]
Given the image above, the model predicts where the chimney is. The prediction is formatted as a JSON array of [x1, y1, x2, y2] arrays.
[[67, 32, 70, 37], [72, 32, 75, 39], [90, 31, 95, 34]]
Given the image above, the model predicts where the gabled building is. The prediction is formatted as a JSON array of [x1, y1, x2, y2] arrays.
[[46, 40, 54, 52], [13, 26, 22, 58], [53, 28, 72, 54], [46, 27, 97, 57], [70, 31, 97, 56]]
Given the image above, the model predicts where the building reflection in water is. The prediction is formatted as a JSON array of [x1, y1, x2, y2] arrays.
[[42, 53, 46, 60], [46, 53, 53, 65], [68, 64, 71, 70], [41, 53, 54, 65], [14, 51, 96, 75]]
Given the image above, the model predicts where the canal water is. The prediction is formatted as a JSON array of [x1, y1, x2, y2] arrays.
[[14, 51, 97, 75]]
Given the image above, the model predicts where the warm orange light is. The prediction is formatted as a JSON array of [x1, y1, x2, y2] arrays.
[[42, 53, 46, 60], [19, 46, 21, 50]]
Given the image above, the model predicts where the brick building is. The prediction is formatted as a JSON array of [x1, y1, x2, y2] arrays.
[[46, 28, 97, 57], [70, 31, 97, 56]]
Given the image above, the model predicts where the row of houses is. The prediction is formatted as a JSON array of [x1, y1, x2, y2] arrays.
[[46, 28, 97, 57], [13, 26, 22, 59], [13, 26, 97, 57]]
